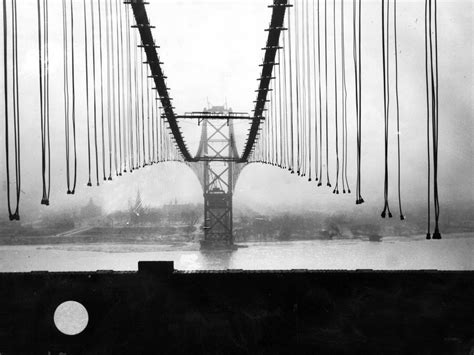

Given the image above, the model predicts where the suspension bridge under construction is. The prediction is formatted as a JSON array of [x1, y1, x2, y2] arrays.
[[2, 0, 443, 250]]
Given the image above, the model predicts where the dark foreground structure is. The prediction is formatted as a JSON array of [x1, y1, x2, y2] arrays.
[[0, 262, 472, 354]]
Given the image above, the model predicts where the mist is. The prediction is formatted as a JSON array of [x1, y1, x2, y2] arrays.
[[0, 0, 472, 226]]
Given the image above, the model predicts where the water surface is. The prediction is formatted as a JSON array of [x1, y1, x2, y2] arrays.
[[0, 233, 472, 272]]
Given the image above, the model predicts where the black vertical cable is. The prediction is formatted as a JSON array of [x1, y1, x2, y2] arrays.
[[275, 49, 283, 168], [341, 0, 350, 194], [63, 0, 71, 194], [4, 0, 19, 220], [141, 49, 146, 166], [288, 6, 295, 173], [110, 0, 118, 177], [305, 0, 312, 181], [98, 0, 106, 181], [3, 0, 11, 218], [147, 67, 151, 165], [282, 32, 289, 170], [279, 32, 290, 169], [12, 0, 20, 220], [126, 5, 133, 171], [312, 0, 318, 182], [358, 0, 362, 203], [83, 0, 92, 186], [432, 0, 441, 239], [381, 0, 392, 218], [133, 30, 139, 169], [45, 0, 51, 201], [300, 0, 306, 177], [354, 0, 364, 204], [70, 0, 77, 193], [324, 0, 330, 187], [394, 0, 403, 218], [425, 0, 431, 238], [91, 0, 99, 185], [38, 0, 51, 205], [106, 0, 112, 180], [317, 0, 323, 185], [333, 0, 339, 194], [427, 0, 441, 239], [118, 0, 124, 174], [151, 74, 156, 164], [295, 1, 301, 175]]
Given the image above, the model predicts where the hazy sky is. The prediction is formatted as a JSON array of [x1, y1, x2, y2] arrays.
[[0, 0, 472, 224]]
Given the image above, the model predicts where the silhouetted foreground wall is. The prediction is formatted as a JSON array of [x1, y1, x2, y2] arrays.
[[0, 262, 472, 354]]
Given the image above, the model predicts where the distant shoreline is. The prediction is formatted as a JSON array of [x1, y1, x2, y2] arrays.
[[0, 230, 472, 248]]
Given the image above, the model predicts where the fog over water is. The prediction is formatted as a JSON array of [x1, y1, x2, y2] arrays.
[[0, 1, 472, 270]]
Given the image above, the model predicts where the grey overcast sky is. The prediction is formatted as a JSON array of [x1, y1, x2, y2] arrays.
[[0, 0, 472, 222]]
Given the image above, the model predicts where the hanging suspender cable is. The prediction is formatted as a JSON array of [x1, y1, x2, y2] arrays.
[[151, 73, 155, 164], [83, 0, 92, 186], [12, 0, 21, 220], [115, 0, 121, 174], [126, 5, 133, 172], [38, 0, 51, 205], [70, 0, 77, 193], [98, 0, 106, 181], [288, 5, 295, 173], [4, 0, 20, 220], [317, 0, 323, 185], [324, 0, 330, 187], [133, 30, 139, 169], [305, 0, 312, 181], [282, 32, 289, 170], [147, 66, 151, 165], [278, 48, 283, 168], [381, 0, 392, 218], [45, 0, 51, 199], [432, 0, 441, 239], [141, 49, 146, 166], [425, 0, 431, 238], [105, 0, 112, 180], [295, 1, 301, 175], [394, 0, 404, 219], [426, 0, 441, 239], [333, 0, 339, 194], [354, 0, 364, 204], [312, 0, 318, 182], [118, 0, 125, 174], [63, 0, 71, 194], [4, 0, 11, 217], [341, 0, 350, 194], [91, 0, 99, 185], [301, 0, 307, 177], [110, 0, 118, 177]]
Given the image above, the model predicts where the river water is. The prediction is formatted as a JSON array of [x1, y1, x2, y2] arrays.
[[0, 233, 472, 272]]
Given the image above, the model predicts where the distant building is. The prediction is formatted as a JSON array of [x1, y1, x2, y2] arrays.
[[80, 198, 102, 219], [77, 198, 103, 226]]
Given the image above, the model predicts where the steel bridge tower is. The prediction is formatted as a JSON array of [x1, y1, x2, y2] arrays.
[[187, 106, 245, 250]]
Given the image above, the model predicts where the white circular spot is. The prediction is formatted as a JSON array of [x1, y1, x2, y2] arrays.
[[54, 301, 89, 336]]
